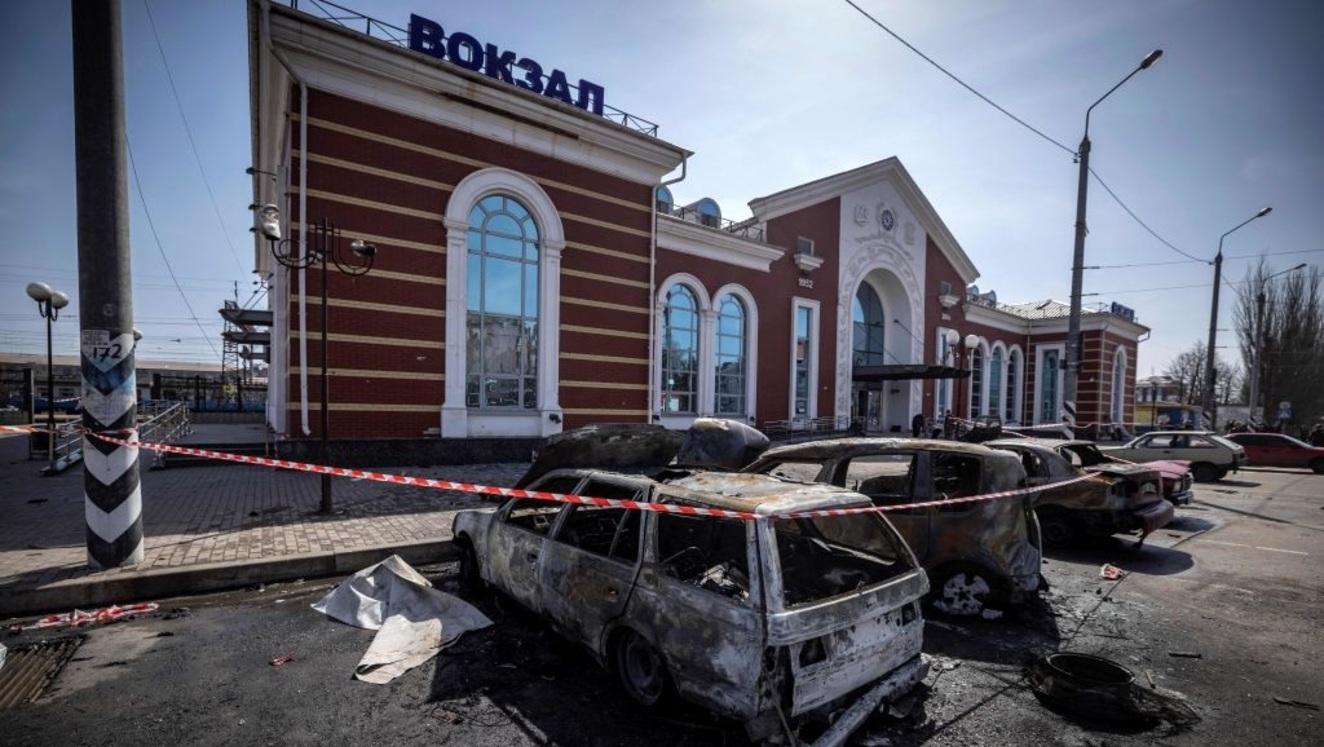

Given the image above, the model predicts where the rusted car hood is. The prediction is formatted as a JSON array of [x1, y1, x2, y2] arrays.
[[1083, 463, 1163, 486]]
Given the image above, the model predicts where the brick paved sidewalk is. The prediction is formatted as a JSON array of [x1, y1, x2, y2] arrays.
[[0, 433, 524, 611]]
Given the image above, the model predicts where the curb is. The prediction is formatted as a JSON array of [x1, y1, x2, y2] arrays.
[[1, 539, 458, 618]]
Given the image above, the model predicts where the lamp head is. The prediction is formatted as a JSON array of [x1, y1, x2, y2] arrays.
[[349, 239, 376, 258], [944, 328, 960, 347], [1139, 49, 1163, 70], [1255, 206, 1273, 218], [49, 291, 69, 310], [26, 282, 52, 303], [963, 334, 980, 350], [132, 327, 143, 342], [257, 204, 282, 242]]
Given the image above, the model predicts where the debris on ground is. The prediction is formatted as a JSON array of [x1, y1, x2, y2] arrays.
[[269, 654, 295, 667], [1271, 696, 1320, 711], [1168, 651, 1203, 659], [980, 608, 1004, 621], [6, 602, 160, 633], [312, 555, 492, 684], [1028, 652, 1200, 733], [162, 607, 191, 620], [1099, 563, 1126, 581]]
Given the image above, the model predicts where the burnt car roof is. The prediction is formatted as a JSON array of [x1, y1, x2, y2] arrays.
[[761, 437, 1008, 461], [658, 471, 873, 515]]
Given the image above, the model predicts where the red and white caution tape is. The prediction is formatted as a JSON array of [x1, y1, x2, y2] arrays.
[[8, 602, 160, 633], [83, 430, 1093, 521]]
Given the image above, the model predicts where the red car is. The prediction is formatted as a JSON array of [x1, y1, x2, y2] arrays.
[[1224, 433, 1324, 473]]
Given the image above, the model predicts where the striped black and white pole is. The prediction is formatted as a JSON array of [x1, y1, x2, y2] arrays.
[[72, 0, 142, 568]]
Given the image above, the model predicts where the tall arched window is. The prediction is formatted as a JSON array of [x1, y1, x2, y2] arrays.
[[989, 348, 1004, 418], [852, 285, 886, 366], [969, 346, 984, 416], [466, 194, 539, 409], [1110, 348, 1126, 424], [1040, 349, 1059, 422], [662, 284, 699, 413], [714, 294, 747, 416], [1005, 349, 1020, 423]]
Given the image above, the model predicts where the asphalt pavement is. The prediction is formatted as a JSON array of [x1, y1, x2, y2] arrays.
[[1, 467, 1320, 746]]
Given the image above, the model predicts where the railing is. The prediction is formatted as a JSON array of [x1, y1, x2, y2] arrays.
[[137, 402, 192, 467], [762, 415, 852, 442], [284, 0, 661, 137], [660, 205, 766, 242]]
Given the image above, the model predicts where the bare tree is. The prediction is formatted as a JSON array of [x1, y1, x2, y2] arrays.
[[1234, 259, 1324, 428], [1162, 340, 1237, 406]]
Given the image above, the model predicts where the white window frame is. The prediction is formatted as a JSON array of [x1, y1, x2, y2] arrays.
[[933, 326, 955, 420], [654, 273, 712, 429], [789, 297, 820, 424], [1110, 345, 1127, 425], [967, 337, 988, 417], [1034, 343, 1066, 425], [988, 341, 1007, 420], [712, 283, 759, 422], [1006, 345, 1024, 425], [441, 167, 565, 438]]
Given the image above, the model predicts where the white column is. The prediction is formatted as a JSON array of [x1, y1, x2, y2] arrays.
[[699, 308, 717, 416], [440, 216, 469, 438], [537, 238, 564, 436]]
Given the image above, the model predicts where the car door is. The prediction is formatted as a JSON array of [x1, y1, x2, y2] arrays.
[[538, 478, 646, 652], [833, 452, 929, 561], [487, 475, 581, 614], [1261, 435, 1296, 467]]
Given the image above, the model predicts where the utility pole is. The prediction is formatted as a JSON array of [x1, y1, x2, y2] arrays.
[[1203, 207, 1272, 427], [72, 0, 143, 568]]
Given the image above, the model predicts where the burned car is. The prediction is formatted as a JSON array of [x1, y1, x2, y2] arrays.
[[1055, 439, 1193, 506], [452, 468, 929, 743], [987, 439, 1173, 548], [744, 439, 1041, 615]]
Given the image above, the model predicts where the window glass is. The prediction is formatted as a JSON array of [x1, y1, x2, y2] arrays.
[[936, 332, 951, 416], [662, 285, 699, 414], [1012, 448, 1045, 477], [714, 294, 747, 417], [1142, 434, 1174, 448], [556, 482, 643, 563], [657, 514, 750, 603], [505, 499, 563, 536], [794, 306, 814, 416], [852, 285, 886, 367], [1187, 436, 1217, 449], [989, 348, 1003, 417], [1040, 350, 1059, 421], [774, 515, 914, 607], [932, 452, 981, 510], [843, 454, 915, 504], [761, 460, 825, 483], [467, 194, 539, 409], [1005, 350, 1019, 422]]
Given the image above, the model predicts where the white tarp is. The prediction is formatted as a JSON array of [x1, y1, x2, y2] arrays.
[[312, 555, 492, 684]]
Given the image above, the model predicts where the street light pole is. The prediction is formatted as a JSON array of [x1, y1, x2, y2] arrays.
[[26, 282, 70, 470], [1247, 262, 1305, 425], [1064, 49, 1162, 433], [1202, 207, 1272, 425]]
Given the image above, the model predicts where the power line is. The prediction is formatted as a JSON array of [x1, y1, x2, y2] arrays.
[[126, 140, 222, 359], [1087, 168, 1206, 263], [840, 0, 1076, 155], [1226, 248, 1324, 261], [141, 0, 247, 276]]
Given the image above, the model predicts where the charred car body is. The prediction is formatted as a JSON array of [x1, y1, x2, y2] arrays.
[[987, 439, 1174, 548], [452, 468, 929, 743], [743, 439, 1041, 615], [1055, 440, 1193, 507]]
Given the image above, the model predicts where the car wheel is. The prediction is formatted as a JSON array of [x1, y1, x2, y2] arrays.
[[614, 629, 670, 707], [1190, 463, 1219, 483], [1311, 458, 1324, 475], [1038, 510, 1078, 550], [456, 536, 483, 591], [932, 570, 992, 616]]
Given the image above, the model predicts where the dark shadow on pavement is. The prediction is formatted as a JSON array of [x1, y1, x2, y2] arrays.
[[1044, 538, 1194, 576]]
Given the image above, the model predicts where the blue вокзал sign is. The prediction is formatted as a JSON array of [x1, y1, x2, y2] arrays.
[[408, 13, 606, 116]]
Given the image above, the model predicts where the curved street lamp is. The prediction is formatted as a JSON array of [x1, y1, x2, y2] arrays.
[[1064, 49, 1164, 431], [255, 205, 376, 514], [26, 281, 70, 469], [1202, 206, 1273, 423]]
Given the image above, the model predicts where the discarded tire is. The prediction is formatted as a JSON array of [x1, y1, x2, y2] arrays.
[[1027, 652, 1144, 725]]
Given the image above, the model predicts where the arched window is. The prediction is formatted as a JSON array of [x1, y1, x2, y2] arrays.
[[852, 285, 886, 366], [969, 346, 984, 417], [714, 294, 747, 416], [1040, 349, 1059, 422], [662, 284, 699, 413], [466, 194, 539, 409], [1005, 349, 1020, 422], [1111, 348, 1126, 424], [989, 348, 1004, 418], [655, 185, 673, 214]]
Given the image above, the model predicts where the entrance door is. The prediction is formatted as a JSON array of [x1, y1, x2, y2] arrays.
[[853, 387, 883, 433]]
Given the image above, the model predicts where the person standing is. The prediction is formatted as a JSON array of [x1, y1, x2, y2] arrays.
[[911, 412, 924, 438]]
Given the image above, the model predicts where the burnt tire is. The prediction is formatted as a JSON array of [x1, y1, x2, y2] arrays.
[[614, 629, 671, 708], [1038, 510, 1079, 550], [1190, 463, 1220, 483], [930, 569, 993, 616], [456, 536, 483, 592]]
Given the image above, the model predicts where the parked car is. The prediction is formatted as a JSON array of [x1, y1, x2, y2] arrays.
[[452, 468, 929, 743], [1053, 439, 1193, 506], [743, 439, 1041, 615], [1105, 431, 1246, 483], [987, 439, 1173, 548], [1223, 432, 1324, 473]]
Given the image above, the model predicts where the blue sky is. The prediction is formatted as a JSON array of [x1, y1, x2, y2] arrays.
[[2, 0, 1321, 379]]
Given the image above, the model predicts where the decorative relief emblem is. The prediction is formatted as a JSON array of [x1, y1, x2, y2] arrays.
[[903, 221, 916, 246], [853, 204, 868, 226], [880, 208, 895, 232]]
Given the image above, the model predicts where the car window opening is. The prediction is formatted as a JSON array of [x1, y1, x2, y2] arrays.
[[775, 515, 912, 607], [932, 453, 981, 507], [656, 513, 751, 603], [843, 454, 915, 504]]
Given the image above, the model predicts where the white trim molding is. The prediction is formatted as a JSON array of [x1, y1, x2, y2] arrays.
[[657, 215, 784, 272], [654, 273, 712, 429], [712, 283, 760, 422], [441, 167, 565, 438], [789, 296, 821, 423], [1006, 344, 1025, 425], [1033, 343, 1066, 425]]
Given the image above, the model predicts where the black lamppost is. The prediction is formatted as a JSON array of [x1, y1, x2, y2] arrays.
[[1203, 207, 1273, 426], [256, 205, 376, 514], [26, 282, 70, 469]]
